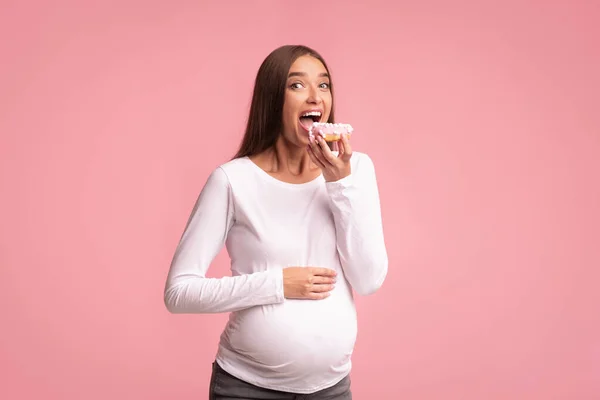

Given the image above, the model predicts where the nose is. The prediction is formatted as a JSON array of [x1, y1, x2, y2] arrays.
[[307, 86, 322, 104]]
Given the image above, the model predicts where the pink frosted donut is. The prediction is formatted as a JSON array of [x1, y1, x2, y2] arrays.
[[308, 122, 354, 142]]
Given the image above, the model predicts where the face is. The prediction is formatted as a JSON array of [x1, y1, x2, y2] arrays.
[[281, 55, 332, 146]]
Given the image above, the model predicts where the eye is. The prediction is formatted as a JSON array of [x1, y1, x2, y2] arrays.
[[290, 82, 304, 89], [319, 82, 330, 89]]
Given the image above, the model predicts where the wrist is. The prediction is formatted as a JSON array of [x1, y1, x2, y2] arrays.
[[324, 168, 351, 183], [324, 171, 351, 183]]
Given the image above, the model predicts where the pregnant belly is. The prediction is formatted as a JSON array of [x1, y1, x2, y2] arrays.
[[221, 288, 357, 374]]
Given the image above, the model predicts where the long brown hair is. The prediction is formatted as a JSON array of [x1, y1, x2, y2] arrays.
[[233, 45, 335, 159]]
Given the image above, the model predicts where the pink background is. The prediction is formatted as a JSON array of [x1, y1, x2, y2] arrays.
[[1, 0, 599, 399]]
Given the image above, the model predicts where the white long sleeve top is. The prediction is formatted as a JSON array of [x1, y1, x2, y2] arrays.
[[164, 151, 388, 394]]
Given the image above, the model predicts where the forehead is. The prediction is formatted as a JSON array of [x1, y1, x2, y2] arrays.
[[288, 55, 329, 78]]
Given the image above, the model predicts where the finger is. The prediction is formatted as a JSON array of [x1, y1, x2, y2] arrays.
[[307, 142, 326, 169], [311, 276, 337, 285], [316, 135, 337, 165], [336, 139, 344, 158], [310, 134, 329, 161], [311, 284, 335, 293], [312, 267, 337, 277], [307, 292, 331, 300], [339, 133, 352, 161], [337, 133, 347, 158], [309, 137, 329, 167]]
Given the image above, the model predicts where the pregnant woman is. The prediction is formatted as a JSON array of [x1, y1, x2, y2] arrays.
[[164, 44, 388, 400]]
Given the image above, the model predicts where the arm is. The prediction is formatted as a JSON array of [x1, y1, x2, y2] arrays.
[[164, 167, 284, 314], [325, 153, 388, 295]]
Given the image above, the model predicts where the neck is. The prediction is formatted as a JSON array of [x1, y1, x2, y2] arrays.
[[258, 136, 316, 176]]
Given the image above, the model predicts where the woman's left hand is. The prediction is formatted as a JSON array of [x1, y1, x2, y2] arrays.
[[307, 133, 353, 182]]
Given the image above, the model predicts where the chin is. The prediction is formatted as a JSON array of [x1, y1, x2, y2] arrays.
[[279, 132, 307, 148], [298, 133, 310, 143]]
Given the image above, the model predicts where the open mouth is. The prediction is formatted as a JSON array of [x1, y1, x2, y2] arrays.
[[299, 111, 322, 131]]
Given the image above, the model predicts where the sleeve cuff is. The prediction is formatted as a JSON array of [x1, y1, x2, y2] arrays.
[[269, 268, 285, 303]]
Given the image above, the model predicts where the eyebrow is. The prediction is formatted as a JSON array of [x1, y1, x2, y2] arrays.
[[287, 72, 329, 78]]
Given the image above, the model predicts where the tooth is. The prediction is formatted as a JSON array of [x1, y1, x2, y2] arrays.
[[302, 111, 321, 116]]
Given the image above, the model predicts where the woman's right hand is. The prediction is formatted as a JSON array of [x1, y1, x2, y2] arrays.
[[282, 267, 337, 300]]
